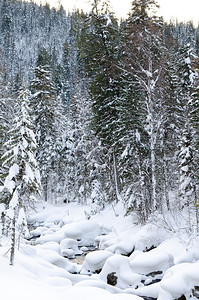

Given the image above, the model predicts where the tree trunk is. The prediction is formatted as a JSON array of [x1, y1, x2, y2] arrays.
[[44, 177, 48, 202], [10, 217, 16, 266], [113, 153, 121, 203]]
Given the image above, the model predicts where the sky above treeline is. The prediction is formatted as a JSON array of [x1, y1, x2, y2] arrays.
[[34, 0, 199, 26]]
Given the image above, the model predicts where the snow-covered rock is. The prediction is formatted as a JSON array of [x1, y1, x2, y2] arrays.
[[130, 248, 174, 275], [30, 226, 49, 237], [98, 254, 143, 289], [62, 220, 101, 246], [81, 250, 113, 274], [35, 230, 66, 244], [175, 238, 199, 264], [95, 232, 119, 250], [127, 282, 160, 299], [158, 262, 199, 300], [60, 238, 82, 257]]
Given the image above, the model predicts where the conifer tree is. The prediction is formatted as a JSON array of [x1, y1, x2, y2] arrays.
[[121, 0, 166, 216], [77, 0, 125, 203], [0, 83, 41, 265], [177, 45, 196, 204], [30, 48, 65, 202], [78, 0, 121, 146]]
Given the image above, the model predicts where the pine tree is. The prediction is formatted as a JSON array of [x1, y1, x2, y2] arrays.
[[30, 48, 65, 202], [54, 42, 72, 106], [0, 83, 41, 265], [174, 43, 199, 232], [120, 0, 166, 216], [176, 45, 197, 208], [76, 0, 126, 203], [77, 0, 121, 147]]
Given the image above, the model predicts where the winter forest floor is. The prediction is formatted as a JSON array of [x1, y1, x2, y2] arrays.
[[1, 201, 199, 300]]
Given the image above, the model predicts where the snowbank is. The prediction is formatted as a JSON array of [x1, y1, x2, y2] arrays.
[[1, 202, 198, 300]]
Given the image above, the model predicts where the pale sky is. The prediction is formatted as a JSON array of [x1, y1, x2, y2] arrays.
[[37, 0, 199, 26]]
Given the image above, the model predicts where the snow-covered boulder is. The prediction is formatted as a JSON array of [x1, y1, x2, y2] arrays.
[[130, 248, 174, 275], [95, 233, 119, 250], [98, 254, 143, 289], [81, 250, 113, 274], [30, 226, 49, 237], [105, 225, 164, 255], [63, 220, 101, 246], [158, 262, 199, 300], [35, 230, 66, 244], [175, 239, 199, 264], [60, 238, 82, 257], [126, 282, 160, 299]]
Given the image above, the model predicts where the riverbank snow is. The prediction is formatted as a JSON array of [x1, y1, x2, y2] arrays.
[[0, 201, 198, 300]]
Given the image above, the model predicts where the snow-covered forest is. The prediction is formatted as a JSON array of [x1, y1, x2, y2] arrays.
[[1, 0, 199, 299]]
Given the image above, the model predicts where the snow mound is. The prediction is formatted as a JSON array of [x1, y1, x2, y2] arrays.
[[60, 238, 82, 257], [37, 241, 61, 254], [130, 248, 174, 275], [106, 225, 165, 255], [44, 276, 72, 287], [98, 254, 143, 289], [60, 286, 144, 300], [95, 232, 119, 250], [35, 230, 66, 244], [36, 248, 80, 273], [81, 250, 113, 274], [62, 220, 101, 246], [175, 238, 199, 264], [158, 262, 199, 300]]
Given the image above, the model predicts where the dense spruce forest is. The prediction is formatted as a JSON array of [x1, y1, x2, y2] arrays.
[[1, 0, 199, 239]]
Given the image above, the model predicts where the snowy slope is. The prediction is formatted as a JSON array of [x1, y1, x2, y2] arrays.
[[1, 202, 199, 300]]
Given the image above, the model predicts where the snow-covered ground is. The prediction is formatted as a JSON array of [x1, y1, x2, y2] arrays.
[[1, 201, 199, 300]]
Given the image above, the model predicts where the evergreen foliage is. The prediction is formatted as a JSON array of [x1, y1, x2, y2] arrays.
[[30, 49, 64, 202], [0, 83, 41, 264], [0, 0, 199, 229]]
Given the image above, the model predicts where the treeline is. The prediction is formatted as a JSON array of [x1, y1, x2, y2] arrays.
[[0, 0, 199, 236]]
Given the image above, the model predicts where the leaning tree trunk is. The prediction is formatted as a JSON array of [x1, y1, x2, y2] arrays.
[[10, 216, 16, 266]]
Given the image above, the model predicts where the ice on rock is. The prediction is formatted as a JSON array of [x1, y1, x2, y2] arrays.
[[98, 254, 143, 289], [81, 250, 113, 274]]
